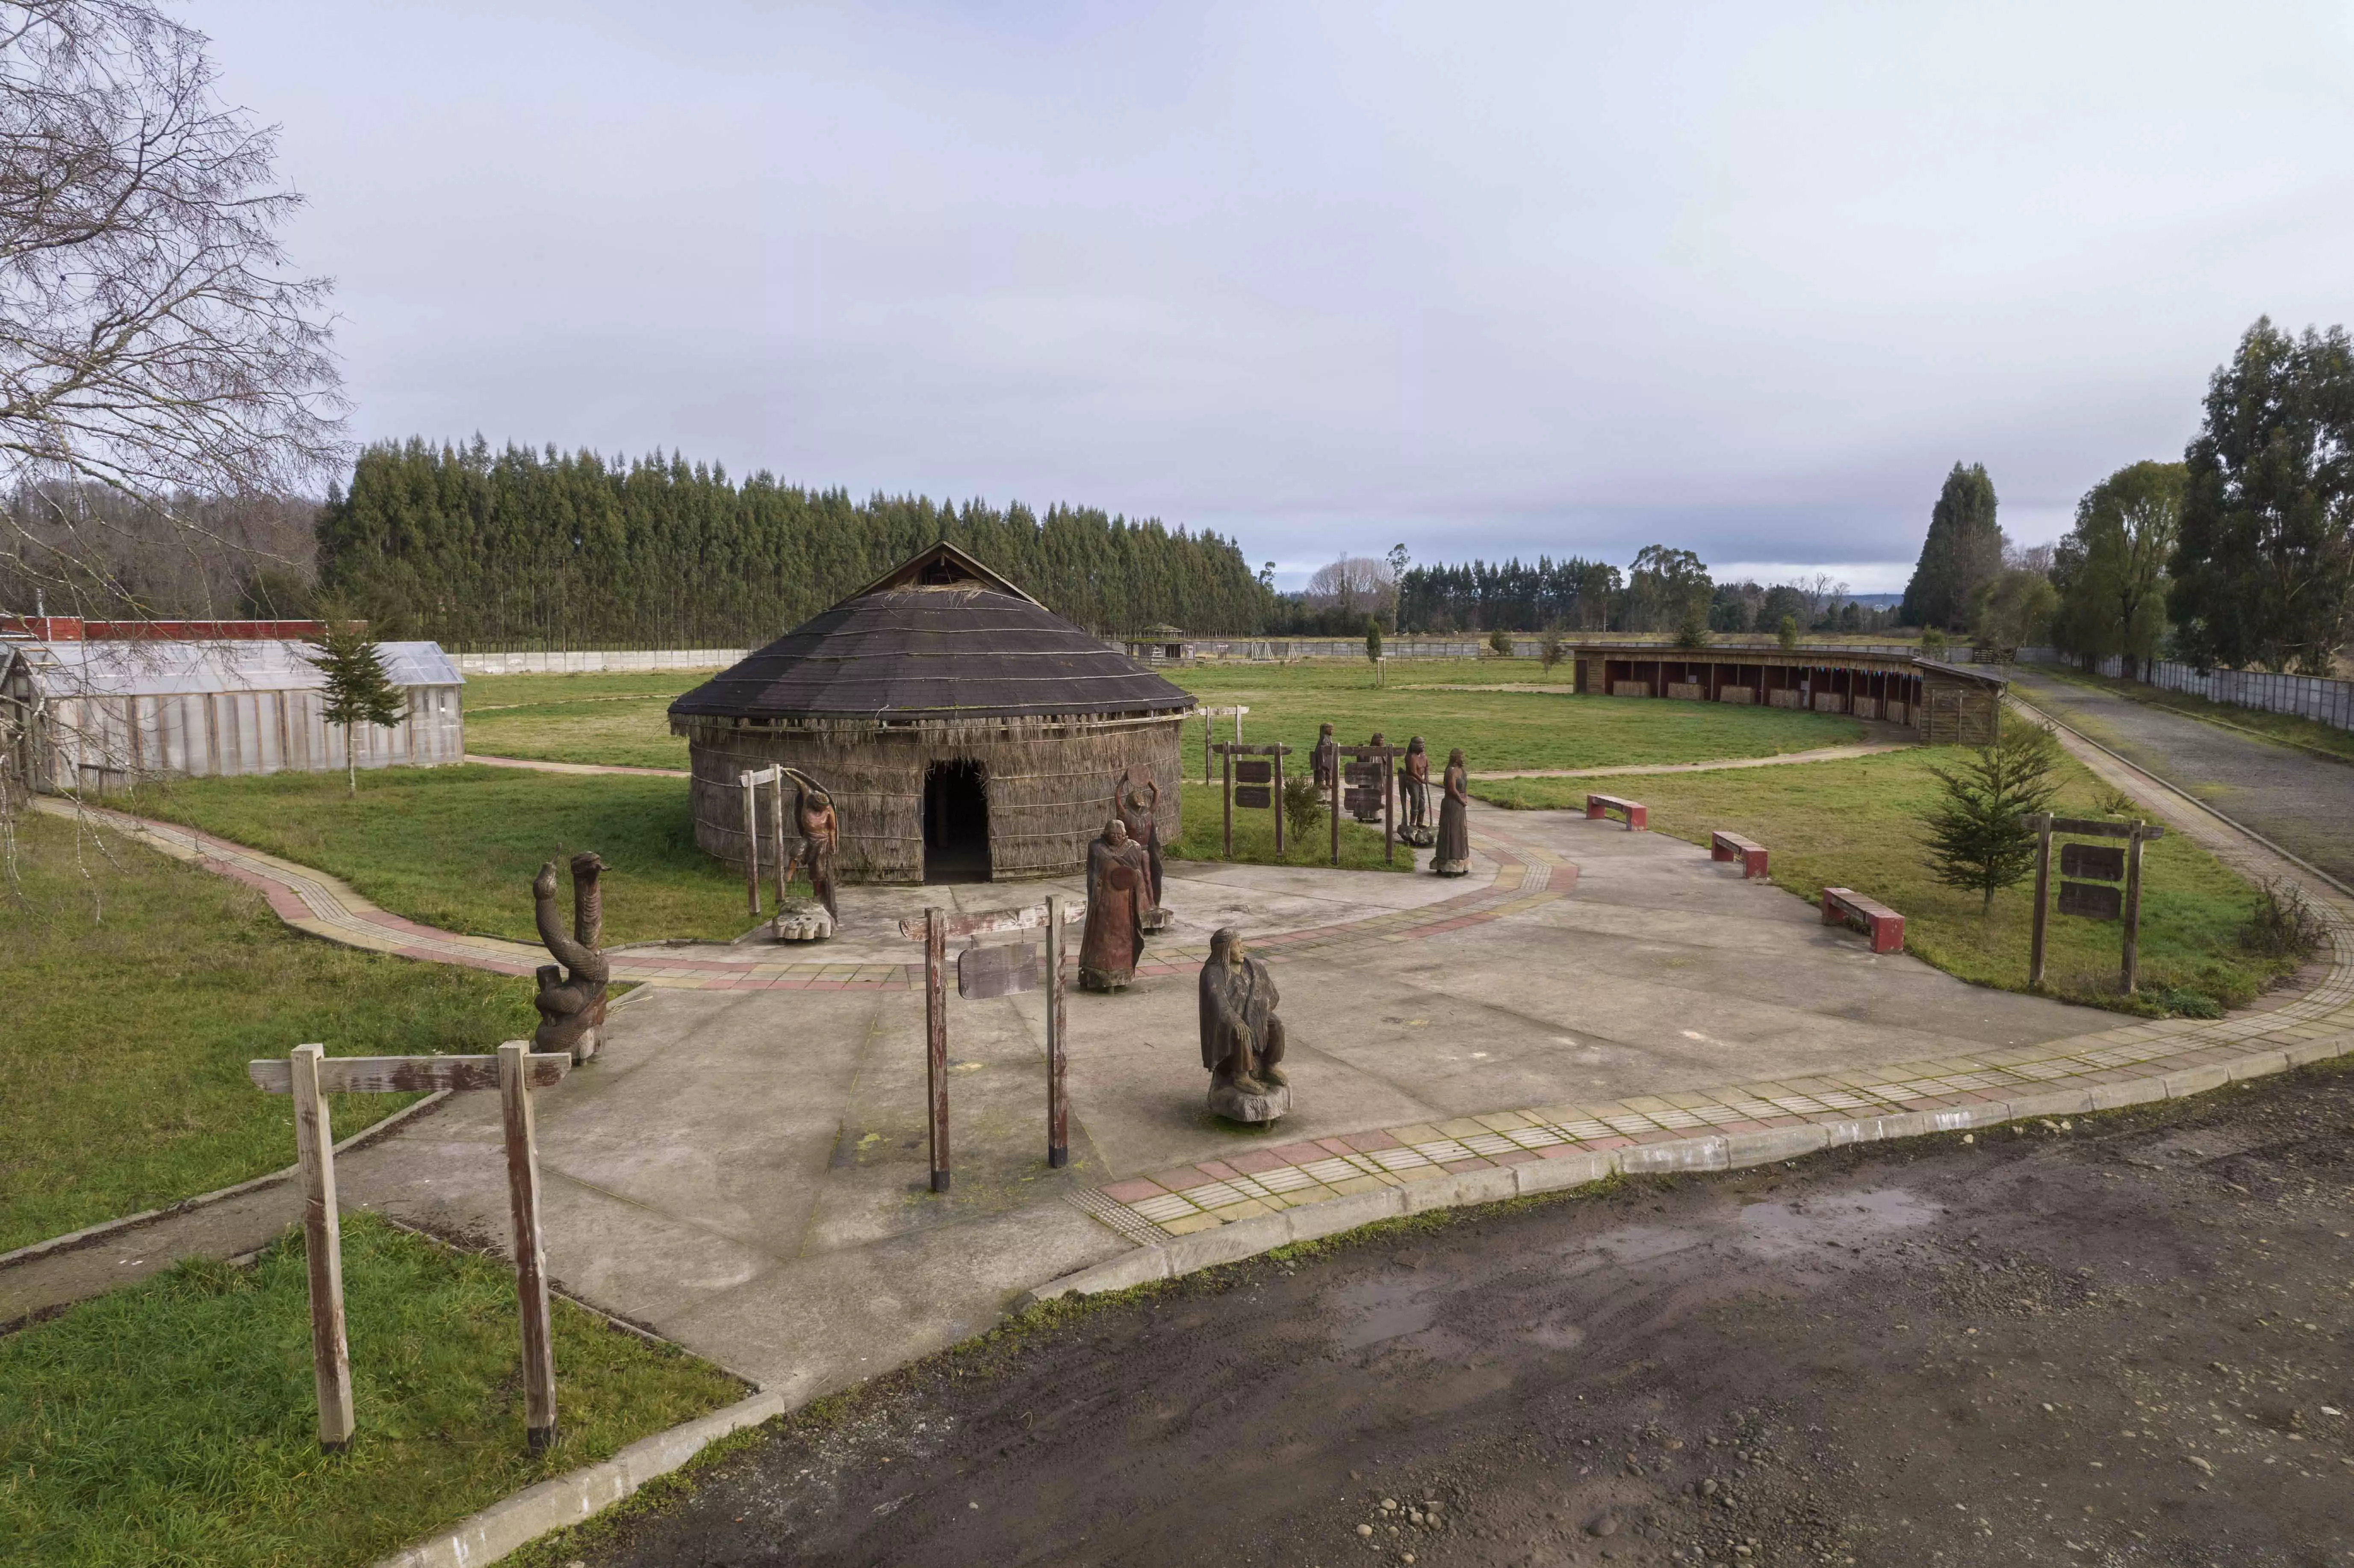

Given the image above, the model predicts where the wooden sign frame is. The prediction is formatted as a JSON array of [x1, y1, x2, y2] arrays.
[[249, 1041, 573, 1453], [1213, 742, 1294, 859], [902, 896, 1080, 1182], [2023, 813, 2165, 993], [1327, 743, 1398, 866]]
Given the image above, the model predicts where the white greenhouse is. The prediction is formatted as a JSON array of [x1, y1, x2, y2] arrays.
[[0, 639, 465, 793]]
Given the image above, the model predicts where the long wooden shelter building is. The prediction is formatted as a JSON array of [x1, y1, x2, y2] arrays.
[[1567, 642, 2005, 743], [670, 542, 1194, 884]]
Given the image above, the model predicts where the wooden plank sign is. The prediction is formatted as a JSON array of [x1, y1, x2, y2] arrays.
[[1233, 785, 1272, 808], [2060, 842, 2125, 881], [1235, 759, 1272, 785], [957, 941, 1041, 1000], [1342, 760, 1384, 786], [2058, 880, 2123, 920], [249, 1052, 571, 1096]]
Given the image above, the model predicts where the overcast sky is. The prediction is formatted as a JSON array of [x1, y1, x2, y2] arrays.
[[205, 0, 2354, 592]]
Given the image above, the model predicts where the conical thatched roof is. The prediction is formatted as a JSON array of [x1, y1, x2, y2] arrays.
[[669, 542, 1196, 723]]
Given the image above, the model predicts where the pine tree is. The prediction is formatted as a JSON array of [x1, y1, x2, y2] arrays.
[[1922, 716, 2064, 914], [304, 608, 407, 794], [1900, 463, 2005, 630]]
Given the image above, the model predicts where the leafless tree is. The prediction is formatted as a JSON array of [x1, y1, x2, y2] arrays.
[[1305, 554, 1396, 619], [0, 0, 342, 620]]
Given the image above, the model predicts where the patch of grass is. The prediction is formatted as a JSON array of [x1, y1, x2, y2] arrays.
[[1166, 779, 1409, 872], [2025, 661, 2354, 764], [1168, 661, 1864, 778], [122, 766, 752, 946], [0, 1213, 744, 1568], [0, 811, 536, 1251], [464, 674, 701, 770], [1472, 749, 2296, 1014]]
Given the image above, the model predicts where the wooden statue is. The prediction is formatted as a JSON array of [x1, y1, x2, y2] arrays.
[[1399, 736, 1434, 847], [532, 852, 610, 1063], [1311, 722, 1337, 792], [1199, 926, 1288, 1122], [1079, 817, 1151, 991], [781, 772, 839, 920], [1433, 747, 1471, 876], [1115, 765, 1168, 925]]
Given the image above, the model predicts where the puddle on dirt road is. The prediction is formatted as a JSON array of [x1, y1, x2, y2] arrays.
[[1736, 1187, 1941, 1258]]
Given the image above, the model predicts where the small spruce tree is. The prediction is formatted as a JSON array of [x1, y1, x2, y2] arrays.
[[1488, 626, 1514, 657], [1776, 613, 1799, 652], [1365, 615, 1383, 684], [1922, 715, 2064, 914], [304, 611, 407, 794], [1676, 601, 1713, 649], [1538, 627, 1565, 674]]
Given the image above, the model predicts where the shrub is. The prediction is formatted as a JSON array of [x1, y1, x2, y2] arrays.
[[1282, 772, 1324, 840], [1488, 627, 1514, 657], [1776, 614, 1799, 652], [2242, 878, 2326, 960]]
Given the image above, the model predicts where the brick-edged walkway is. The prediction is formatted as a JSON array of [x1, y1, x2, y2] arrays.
[[32, 798, 1568, 993]]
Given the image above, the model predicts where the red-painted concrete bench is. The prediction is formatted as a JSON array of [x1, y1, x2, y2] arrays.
[[1711, 830, 1767, 878], [1821, 887, 1903, 953], [1586, 793, 1646, 830]]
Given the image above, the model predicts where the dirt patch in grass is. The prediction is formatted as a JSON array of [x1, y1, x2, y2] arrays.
[[1473, 749, 2297, 1014], [0, 1212, 743, 1567]]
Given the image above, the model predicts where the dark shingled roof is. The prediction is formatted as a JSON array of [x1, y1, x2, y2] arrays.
[[669, 542, 1196, 723]]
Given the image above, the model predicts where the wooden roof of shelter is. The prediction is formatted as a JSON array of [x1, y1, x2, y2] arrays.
[[1912, 658, 2009, 690], [670, 542, 1196, 724]]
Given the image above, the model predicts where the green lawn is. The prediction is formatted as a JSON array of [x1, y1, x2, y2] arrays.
[[1169, 662, 1864, 778], [1473, 750, 2295, 1015], [1167, 780, 1409, 872], [2024, 661, 2354, 764], [458, 663, 1869, 778], [123, 766, 753, 947], [0, 1214, 743, 1568], [0, 811, 538, 1253]]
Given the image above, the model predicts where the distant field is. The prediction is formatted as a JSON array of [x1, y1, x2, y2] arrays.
[[1475, 749, 2296, 1016], [460, 661, 1867, 781]]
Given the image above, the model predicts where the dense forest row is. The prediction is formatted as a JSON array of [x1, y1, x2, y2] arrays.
[[313, 440, 1273, 646]]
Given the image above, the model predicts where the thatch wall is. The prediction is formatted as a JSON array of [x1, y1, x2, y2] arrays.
[[678, 713, 1183, 884]]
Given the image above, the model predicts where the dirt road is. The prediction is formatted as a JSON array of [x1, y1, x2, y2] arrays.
[[2006, 666, 2354, 890], [555, 1050, 2354, 1568]]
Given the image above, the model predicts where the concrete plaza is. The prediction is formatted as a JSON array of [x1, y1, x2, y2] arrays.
[[315, 801, 2174, 1402]]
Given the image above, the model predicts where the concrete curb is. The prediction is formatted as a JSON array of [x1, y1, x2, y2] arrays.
[[0, 1089, 453, 1272], [375, 1388, 789, 1568], [1020, 1048, 2349, 1305]]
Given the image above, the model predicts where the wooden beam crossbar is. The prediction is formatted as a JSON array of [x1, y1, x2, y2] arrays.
[[250, 1041, 572, 1454]]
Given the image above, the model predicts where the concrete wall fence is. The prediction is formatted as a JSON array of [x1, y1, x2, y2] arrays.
[[2015, 649, 2354, 735], [455, 648, 750, 675]]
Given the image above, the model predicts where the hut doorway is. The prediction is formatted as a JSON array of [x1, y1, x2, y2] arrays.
[[923, 759, 992, 882]]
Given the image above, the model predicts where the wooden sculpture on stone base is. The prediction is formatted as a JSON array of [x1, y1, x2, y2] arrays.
[[533, 852, 609, 1063], [1398, 736, 1435, 848], [1433, 748, 1471, 876], [1199, 926, 1289, 1123]]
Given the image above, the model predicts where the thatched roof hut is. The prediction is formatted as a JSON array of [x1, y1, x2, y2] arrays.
[[669, 542, 1195, 884]]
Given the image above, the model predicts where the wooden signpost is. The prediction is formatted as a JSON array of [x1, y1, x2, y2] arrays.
[[249, 1041, 573, 1452], [1330, 743, 1398, 865], [737, 764, 790, 917], [2024, 813, 2164, 993], [1213, 742, 1292, 858], [1198, 704, 1248, 783], [898, 896, 1084, 1179]]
